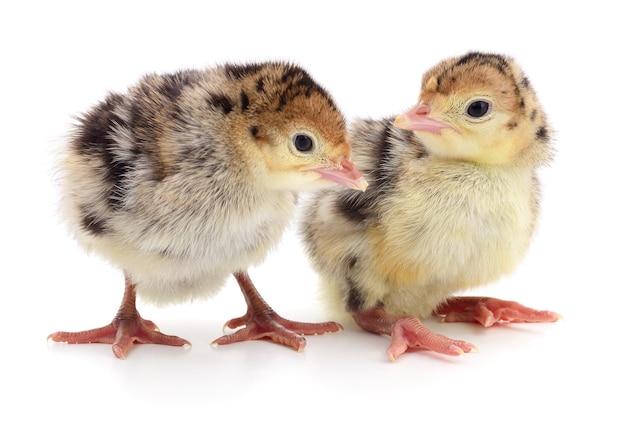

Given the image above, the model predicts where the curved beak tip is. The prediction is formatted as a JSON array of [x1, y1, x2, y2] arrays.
[[393, 114, 408, 128], [353, 177, 369, 192]]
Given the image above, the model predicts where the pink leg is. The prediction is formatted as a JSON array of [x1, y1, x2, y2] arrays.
[[211, 271, 343, 352], [436, 296, 562, 327], [352, 305, 476, 361], [48, 274, 190, 359]]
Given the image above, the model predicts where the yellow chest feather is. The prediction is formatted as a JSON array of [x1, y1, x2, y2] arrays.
[[371, 163, 535, 290]]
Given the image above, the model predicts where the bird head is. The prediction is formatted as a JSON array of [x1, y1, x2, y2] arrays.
[[233, 63, 368, 192], [394, 52, 552, 167], [256, 125, 367, 192]]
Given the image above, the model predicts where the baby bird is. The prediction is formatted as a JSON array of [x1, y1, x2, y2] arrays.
[[300, 52, 560, 361], [49, 61, 367, 359]]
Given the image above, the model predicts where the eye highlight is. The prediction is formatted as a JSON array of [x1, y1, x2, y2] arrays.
[[466, 100, 492, 118], [292, 133, 314, 152]]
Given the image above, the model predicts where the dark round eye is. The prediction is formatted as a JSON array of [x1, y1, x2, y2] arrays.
[[293, 133, 314, 152], [466, 100, 491, 118]]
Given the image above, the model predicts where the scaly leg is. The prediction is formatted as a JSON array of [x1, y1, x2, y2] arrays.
[[436, 296, 561, 327], [48, 273, 190, 359], [352, 305, 476, 361], [211, 271, 343, 352]]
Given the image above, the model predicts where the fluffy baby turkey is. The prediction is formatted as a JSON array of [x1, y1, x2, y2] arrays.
[[300, 52, 560, 361], [49, 62, 367, 359]]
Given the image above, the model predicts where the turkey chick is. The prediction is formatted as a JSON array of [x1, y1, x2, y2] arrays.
[[300, 52, 560, 361], [49, 62, 367, 359]]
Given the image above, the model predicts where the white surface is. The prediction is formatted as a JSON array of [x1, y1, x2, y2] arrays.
[[2, 1, 623, 421]]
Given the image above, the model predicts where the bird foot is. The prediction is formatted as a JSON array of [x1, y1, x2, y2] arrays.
[[48, 316, 190, 359], [212, 309, 343, 352], [214, 271, 343, 351], [436, 296, 562, 327], [387, 317, 476, 361], [352, 306, 475, 361]]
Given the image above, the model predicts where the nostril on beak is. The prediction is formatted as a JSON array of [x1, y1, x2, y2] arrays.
[[414, 104, 430, 115]]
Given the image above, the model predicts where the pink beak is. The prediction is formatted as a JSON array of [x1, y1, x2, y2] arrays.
[[393, 103, 451, 134], [315, 157, 368, 191]]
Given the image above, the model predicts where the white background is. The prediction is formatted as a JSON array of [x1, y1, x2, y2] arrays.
[[2, 1, 623, 421]]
